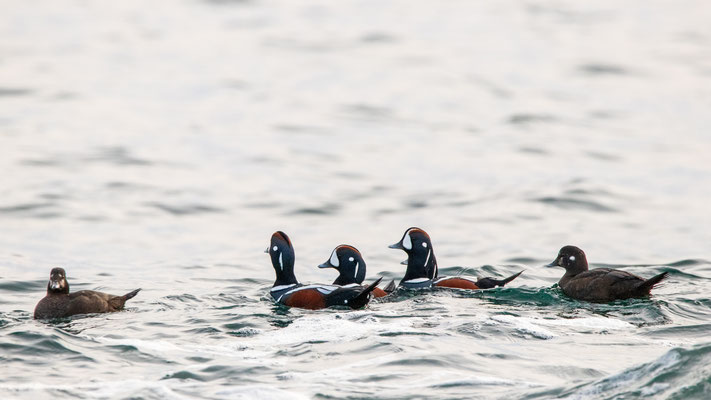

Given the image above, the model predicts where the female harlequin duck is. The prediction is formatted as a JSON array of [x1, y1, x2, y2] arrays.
[[266, 231, 381, 310], [317, 244, 396, 298], [389, 227, 523, 289], [546, 245, 668, 302], [34, 267, 141, 319]]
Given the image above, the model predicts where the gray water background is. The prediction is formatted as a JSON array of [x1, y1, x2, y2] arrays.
[[1, 1, 711, 399]]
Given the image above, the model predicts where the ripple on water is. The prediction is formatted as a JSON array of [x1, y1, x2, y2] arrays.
[[507, 113, 558, 125], [0, 203, 61, 219], [533, 196, 617, 212], [0, 87, 34, 97], [0, 279, 46, 292], [145, 202, 225, 216], [578, 63, 630, 76]]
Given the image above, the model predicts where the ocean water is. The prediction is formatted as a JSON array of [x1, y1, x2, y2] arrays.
[[1, 0, 711, 399]]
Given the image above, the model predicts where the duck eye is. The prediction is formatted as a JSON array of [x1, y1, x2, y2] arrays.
[[272, 246, 278, 252], [348, 257, 354, 262]]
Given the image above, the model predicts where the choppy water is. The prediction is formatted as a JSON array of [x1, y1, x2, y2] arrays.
[[2, 0, 711, 399]]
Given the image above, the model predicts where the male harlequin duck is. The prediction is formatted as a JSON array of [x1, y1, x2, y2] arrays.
[[317, 244, 396, 298], [389, 227, 523, 289], [266, 231, 381, 310], [34, 267, 141, 319], [546, 245, 668, 303]]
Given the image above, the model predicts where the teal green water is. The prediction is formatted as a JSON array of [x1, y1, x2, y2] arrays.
[[2, 0, 711, 399]]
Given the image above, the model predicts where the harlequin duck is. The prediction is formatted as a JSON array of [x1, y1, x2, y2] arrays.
[[546, 245, 668, 302], [34, 267, 141, 319], [389, 227, 523, 289], [317, 244, 396, 298], [266, 231, 381, 310]]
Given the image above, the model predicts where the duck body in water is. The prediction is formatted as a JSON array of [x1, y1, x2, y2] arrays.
[[266, 231, 381, 309], [318, 244, 396, 297], [547, 245, 668, 303], [34, 267, 141, 319], [389, 227, 523, 290]]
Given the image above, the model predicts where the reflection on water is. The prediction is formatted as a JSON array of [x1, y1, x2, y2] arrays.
[[1, 0, 711, 399]]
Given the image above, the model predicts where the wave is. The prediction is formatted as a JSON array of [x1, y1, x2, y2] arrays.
[[526, 343, 711, 399]]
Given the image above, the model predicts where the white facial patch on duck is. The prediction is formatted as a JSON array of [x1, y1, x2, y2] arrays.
[[349, 257, 354, 262], [354, 262, 360, 280], [330, 249, 340, 267], [424, 249, 431, 267], [569, 256, 576, 261], [278, 253, 284, 271], [50, 281, 61, 290], [402, 232, 413, 250], [272, 246, 278, 252], [422, 242, 427, 248]]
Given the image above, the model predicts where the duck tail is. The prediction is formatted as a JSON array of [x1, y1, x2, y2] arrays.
[[637, 272, 668, 294], [383, 279, 397, 294], [348, 277, 383, 309], [123, 288, 141, 301], [475, 270, 524, 289]]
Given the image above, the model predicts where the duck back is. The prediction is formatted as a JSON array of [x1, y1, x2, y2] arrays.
[[34, 289, 141, 319], [560, 268, 665, 302]]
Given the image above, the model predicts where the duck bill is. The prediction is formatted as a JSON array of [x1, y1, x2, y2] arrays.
[[400, 260, 408, 265], [264, 247, 269, 254], [388, 242, 404, 250], [317, 262, 333, 269], [545, 260, 560, 267], [49, 280, 62, 290]]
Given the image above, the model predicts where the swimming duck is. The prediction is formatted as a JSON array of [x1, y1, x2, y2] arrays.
[[389, 227, 522, 289], [266, 231, 381, 309], [317, 244, 396, 297], [546, 245, 668, 302], [34, 267, 141, 319]]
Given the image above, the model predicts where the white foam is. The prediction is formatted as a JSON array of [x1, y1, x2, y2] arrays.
[[0, 379, 308, 400], [640, 383, 671, 396], [214, 385, 310, 400], [0, 379, 195, 400], [491, 315, 556, 339], [490, 315, 634, 340]]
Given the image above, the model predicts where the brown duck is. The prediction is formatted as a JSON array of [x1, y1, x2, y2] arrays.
[[547, 245, 667, 303], [34, 267, 141, 319]]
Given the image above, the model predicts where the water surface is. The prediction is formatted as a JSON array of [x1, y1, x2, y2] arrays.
[[1, 0, 711, 399]]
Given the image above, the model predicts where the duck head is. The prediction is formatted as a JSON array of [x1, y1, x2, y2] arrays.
[[318, 245, 366, 285], [265, 231, 298, 287], [389, 227, 438, 281], [47, 267, 69, 295], [546, 245, 589, 276]]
